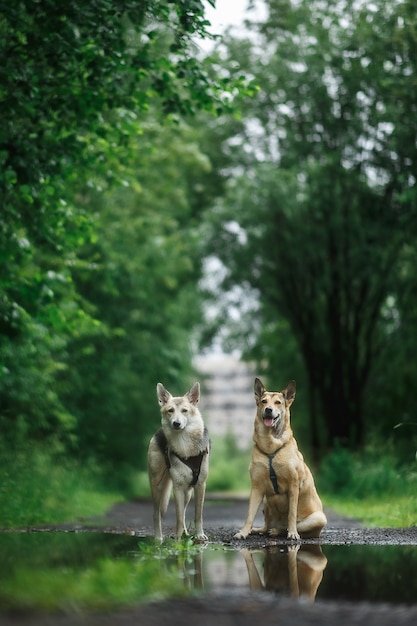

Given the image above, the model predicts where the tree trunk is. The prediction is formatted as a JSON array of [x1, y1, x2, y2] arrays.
[[319, 381, 363, 449]]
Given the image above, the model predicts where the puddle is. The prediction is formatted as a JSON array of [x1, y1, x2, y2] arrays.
[[1, 532, 417, 611], [204, 544, 417, 604]]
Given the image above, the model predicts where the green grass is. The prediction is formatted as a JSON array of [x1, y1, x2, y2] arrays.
[[317, 445, 417, 527], [0, 533, 194, 611], [205, 434, 251, 493], [323, 494, 417, 527], [0, 446, 121, 528], [0, 558, 180, 611]]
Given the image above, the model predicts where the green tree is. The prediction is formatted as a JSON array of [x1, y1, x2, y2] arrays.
[[64, 116, 213, 472], [0, 0, 242, 457], [205, 0, 417, 450]]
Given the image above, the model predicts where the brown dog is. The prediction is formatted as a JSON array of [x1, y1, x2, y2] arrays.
[[234, 378, 326, 540], [241, 544, 327, 601]]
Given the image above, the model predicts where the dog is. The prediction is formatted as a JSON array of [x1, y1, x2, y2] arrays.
[[241, 545, 327, 601], [148, 382, 210, 542], [234, 377, 327, 540]]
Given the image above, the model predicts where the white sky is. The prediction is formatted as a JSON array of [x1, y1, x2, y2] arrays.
[[198, 1, 266, 51], [203, 0, 251, 31]]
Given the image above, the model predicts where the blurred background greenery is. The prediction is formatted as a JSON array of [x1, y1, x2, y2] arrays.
[[1, 0, 417, 528]]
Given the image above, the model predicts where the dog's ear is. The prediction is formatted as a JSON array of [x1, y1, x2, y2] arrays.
[[254, 377, 265, 401], [283, 380, 296, 406], [157, 383, 172, 406], [187, 382, 200, 405]]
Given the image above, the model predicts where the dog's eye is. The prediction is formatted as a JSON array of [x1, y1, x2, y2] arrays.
[[275, 400, 282, 406], [181, 408, 188, 414], [168, 408, 175, 414], [261, 399, 267, 404]]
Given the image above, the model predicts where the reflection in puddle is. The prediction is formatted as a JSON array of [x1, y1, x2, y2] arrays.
[[203, 544, 327, 601], [241, 545, 327, 601], [0, 533, 185, 611], [318, 545, 417, 605], [1, 532, 417, 610], [203, 544, 417, 605]]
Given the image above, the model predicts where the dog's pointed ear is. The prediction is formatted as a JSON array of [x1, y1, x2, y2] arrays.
[[187, 382, 200, 405], [283, 380, 296, 406], [254, 377, 265, 401], [157, 383, 172, 406]]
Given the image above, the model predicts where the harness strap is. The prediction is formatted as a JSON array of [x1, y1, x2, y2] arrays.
[[256, 441, 287, 495], [268, 450, 280, 494], [155, 428, 209, 487], [172, 450, 208, 486], [155, 428, 172, 470]]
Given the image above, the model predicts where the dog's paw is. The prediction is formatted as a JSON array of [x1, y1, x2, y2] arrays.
[[176, 530, 189, 541], [233, 530, 248, 539], [287, 530, 300, 541]]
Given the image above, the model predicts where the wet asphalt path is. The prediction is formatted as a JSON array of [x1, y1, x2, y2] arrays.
[[88, 495, 417, 547]]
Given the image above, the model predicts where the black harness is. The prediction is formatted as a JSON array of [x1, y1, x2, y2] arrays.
[[259, 442, 287, 495], [155, 428, 209, 487], [268, 449, 280, 494]]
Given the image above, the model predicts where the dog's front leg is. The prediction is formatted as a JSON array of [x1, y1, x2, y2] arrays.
[[193, 482, 207, 541], [234, 487, 264, 539], [288, 544, 300, 596], [287, 483, 300, 540], [173, 487, 191, 540], [241, 548, 264, 591], [153, 506, 163, 543], [150, 480, 166, 543]]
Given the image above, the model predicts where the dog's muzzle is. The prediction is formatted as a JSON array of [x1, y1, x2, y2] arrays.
[[262, 406, 282, 428], [263, 407, 279, 428], [172, 420, 183, 430]]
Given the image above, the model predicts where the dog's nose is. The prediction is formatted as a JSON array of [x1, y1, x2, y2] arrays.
[[173, 421, 182, 429], [264, 407, 273, 416]]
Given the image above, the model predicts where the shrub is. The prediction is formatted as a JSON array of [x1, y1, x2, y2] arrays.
[[317, 444, 414, 500], [206, 434, 250, 493], [0, 444, 119, 527]]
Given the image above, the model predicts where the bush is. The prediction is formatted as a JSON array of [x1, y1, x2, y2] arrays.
[[317, 445, 414, 500], [0, 444, 120, 527], [206, 435, 250, 493]]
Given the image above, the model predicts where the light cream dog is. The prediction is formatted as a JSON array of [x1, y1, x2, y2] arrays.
[[235, 377, 327, 540], [148, 382, 210, 542]]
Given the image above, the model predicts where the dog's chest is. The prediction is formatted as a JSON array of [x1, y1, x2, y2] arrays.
[[156, 426, 209, 487], [252, 445, 302, 495], [168, 428, 207, 458]]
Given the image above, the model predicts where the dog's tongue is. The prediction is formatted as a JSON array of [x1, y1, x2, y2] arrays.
[[263, 417, 275, 427]]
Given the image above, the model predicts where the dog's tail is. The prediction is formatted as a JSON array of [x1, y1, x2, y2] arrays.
[[160, 473, 173, 517]]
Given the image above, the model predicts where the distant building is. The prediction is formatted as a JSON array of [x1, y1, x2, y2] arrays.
[[194, 353, 256, 449]]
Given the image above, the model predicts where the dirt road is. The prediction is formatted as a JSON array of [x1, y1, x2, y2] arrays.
[[91, 495, 417, 546]]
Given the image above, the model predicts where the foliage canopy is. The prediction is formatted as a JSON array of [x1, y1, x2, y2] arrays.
[[204, 0, 417, 451], [0, 0, 245, 475]]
